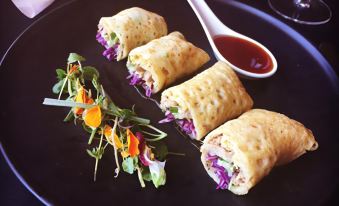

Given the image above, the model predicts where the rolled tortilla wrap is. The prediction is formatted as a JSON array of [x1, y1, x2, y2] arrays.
[[200, 109, 318, 195], [97, 7, 167, 61], [126, 31, 210, 96], [160, 61, 253, 140]]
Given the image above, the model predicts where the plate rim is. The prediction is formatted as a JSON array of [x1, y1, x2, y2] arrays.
[[0, 0, 338, 205], [0, 1, 78, 205]]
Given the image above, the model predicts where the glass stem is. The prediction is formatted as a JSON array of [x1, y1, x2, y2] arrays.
[[294, 0, 311, 9]]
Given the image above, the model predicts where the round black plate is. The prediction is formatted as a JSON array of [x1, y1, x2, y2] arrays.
[[1, 0, 338, 205]]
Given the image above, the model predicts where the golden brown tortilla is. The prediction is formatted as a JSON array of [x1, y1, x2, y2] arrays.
[[127, 31, 210, 93], [201, 109, 318, 195], [98, 7, 167, 61], [160, 61, 253, 140]]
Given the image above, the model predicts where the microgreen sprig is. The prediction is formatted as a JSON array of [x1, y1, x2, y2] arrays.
[[43, 53, 170, 188]]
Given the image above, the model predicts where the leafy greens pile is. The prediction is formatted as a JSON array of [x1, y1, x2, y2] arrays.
[[43, 53, 169, 188]]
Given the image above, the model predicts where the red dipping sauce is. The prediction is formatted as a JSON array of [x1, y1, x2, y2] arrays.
[[214, 35, 273, 74]]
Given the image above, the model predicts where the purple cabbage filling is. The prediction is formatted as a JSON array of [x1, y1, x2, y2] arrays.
[[96, 32, 107, 47], [159, 111, 196, 137], [207, 154, 232, 190], [126, 72, 153, 97], [177, 119, 196, 136], [102, 44, 119, 61], [96, 31, 119, 61], [158, 111, 175, 123], [143, 83, 153, 97]]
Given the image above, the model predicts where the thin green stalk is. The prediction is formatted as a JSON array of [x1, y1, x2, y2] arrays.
[[190, 141, 200, 151], [143, 132, 167, 142], [93, 157, 99, 182], [98, 131, 104, 149], [67, 77, 73, 96], [167, 152, 185, 156], [136, 166, 145, 188], [63, 109, 74, 122], [143, 124, 167, 136], [77, 61, 83, 71], [58, 63, 70, 99], [88, 128, 97, 145], [58, 77, 68, 100], [94, 131, 104, 182], [141, 125, 167, 142], [112, 117, 120, 178], [130, 116, 150, 125]]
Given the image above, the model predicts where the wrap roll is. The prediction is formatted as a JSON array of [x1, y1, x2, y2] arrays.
[[160, 61, 253, 140], [200, 109, 318, 195], [97, 7, 167, 61], [126, 31, 210, 96]]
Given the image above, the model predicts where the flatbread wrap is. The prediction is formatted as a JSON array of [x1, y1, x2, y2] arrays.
[[96, 7, 167, 61], [159, 61, 253, 139], [126, 31, 210, 97], [200, 109, 318, 195]]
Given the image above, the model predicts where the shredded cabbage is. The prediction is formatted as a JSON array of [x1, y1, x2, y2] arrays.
[[96, 32, 107, 47], [102, 44, 119, 61], [96, 30, 119, 61], [126, 72, 153, 97], [158, 111, 175, 123], [177, 119, 196, 137], [159, 110, 196, 137], [207, 154, 232, 190]]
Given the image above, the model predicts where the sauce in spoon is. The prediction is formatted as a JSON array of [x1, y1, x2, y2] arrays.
[[214, 35, 273, 74], [187, 0, 277, 78]]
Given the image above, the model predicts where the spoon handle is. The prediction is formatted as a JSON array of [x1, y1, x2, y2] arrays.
[[187, 0, 236, 37]]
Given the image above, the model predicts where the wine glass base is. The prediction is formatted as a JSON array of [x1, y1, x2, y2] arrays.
[[268, 0, 332, 25]]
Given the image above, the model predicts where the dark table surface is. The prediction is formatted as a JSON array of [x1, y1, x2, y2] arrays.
[[1, 0, 338, 205]]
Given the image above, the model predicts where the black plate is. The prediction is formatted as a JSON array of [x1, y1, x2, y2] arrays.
[[1, 0, 338, 205]]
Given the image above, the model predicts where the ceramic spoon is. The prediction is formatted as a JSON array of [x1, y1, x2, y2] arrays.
[[187, 0, 278, 78]]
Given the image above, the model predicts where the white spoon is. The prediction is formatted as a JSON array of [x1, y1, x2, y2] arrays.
[[187, 0, 278, 78]]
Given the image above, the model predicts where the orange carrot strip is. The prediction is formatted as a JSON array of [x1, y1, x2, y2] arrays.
[[127, 129, 140, 157]]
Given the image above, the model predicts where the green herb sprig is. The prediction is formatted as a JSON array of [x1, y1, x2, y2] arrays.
[[43, 53, 169, 188]]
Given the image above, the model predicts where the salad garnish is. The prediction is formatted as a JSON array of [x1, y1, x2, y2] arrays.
[[43, 53, 170, 188]]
